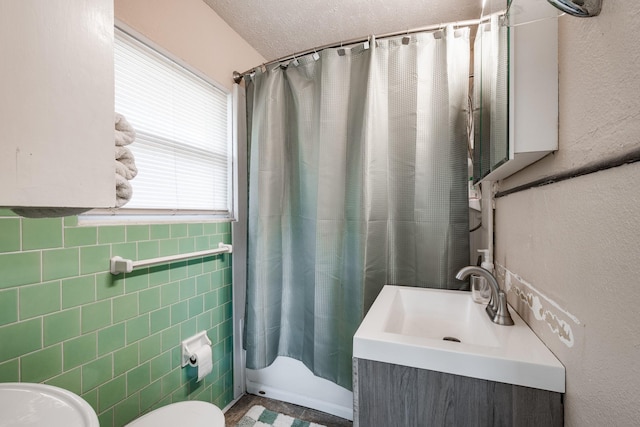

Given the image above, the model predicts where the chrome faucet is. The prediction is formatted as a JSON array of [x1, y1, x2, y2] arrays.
[[456, 266, 514, 326]]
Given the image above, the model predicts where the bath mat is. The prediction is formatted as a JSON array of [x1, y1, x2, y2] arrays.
[[235, 405, 326, 427]]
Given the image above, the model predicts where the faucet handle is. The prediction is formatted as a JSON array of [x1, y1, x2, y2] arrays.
[[493, 292, 514, 326]]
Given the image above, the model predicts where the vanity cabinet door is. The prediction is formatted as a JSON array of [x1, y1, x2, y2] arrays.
[[0, 0, 115, 208], [354, 358, 564, 427]]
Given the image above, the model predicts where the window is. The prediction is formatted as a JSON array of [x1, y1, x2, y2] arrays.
[[110, 28, 232, 218]]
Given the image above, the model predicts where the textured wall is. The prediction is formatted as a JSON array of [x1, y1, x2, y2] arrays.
[[495, 2, 640, 425], [202, 0, 482, 61], [115, 0, 265, 91]]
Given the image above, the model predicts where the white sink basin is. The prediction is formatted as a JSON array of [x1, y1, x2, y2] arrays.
[[0, 383, 99, 427], [353, 285, 565, 393]]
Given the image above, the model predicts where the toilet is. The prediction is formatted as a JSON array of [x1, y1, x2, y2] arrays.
[[125, 401, 225, 427]]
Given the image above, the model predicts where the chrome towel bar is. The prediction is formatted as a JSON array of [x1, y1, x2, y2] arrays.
[[110, 242, 232, 274]]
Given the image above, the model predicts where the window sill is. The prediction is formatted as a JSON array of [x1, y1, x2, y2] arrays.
[[79, 210, 235, 226]]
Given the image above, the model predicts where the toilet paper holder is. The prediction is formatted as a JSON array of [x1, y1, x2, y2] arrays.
[[181, 331, 212, 367]]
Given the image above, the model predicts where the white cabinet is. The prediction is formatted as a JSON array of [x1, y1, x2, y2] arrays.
[[474, 4, 559, 183], [0, 0, 115, 208], [499, 16, 558, 181]]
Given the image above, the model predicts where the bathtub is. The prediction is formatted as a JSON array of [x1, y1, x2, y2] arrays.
[[245, 356, 353, 420]]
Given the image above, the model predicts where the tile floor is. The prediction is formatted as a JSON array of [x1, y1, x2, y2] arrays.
[[225, 394, 353, 427]]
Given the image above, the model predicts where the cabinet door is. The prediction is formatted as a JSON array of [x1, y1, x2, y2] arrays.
[[0, 0, 114, 208]]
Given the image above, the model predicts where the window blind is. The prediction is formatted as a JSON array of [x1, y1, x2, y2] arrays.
[[114, 29, 231, 213]]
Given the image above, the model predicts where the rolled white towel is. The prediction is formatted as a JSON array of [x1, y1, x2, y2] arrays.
[[115, 174, 133, 208], [115, 160, 134, 181], [115, 146, 138, 180], [115, 113, 136, 146]]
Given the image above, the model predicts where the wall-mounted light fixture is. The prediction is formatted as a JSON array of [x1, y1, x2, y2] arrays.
[[546, 0, 602, 17]]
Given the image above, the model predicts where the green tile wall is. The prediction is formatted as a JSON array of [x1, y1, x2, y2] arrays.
[[0, 210, 234, 427]]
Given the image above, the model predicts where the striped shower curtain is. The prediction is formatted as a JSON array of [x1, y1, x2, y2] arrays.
[[244, 27, 470, 389]]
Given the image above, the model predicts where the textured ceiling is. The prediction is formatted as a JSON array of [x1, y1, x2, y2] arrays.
[[203, 0, 483, 62]]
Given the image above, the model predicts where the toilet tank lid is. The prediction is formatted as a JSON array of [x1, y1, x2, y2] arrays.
[[125, 401, 225, 427]]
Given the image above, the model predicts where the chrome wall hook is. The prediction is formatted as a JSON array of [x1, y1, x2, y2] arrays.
[[547, 0, 602, 17]]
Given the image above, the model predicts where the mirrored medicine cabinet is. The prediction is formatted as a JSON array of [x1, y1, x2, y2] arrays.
[[472, 0, 559, 183]]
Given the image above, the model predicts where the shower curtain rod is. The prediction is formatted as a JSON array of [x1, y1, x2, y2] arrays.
[[233, 15, 495, 83]]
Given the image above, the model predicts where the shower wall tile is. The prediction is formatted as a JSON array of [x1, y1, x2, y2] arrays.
[[150, 224, 171, 240], [44, 308, 81, 346], [0, 289, 18, 326], [126, 225, 150, 242], [82, 355, 113, 393], [126, 314, 150, 344], [0, 359, 19, 382], [63, 334, 97, 370], [178, 237, 196, 253], [203, 223, 217, 235], [98, 324, 126, 356], [124, 269, 149, 293], [138, 240, 159, 260], [43, 248, 79, 281], [22, 218, 63, 250], [114, 393, 140, 426], [0, 318, 42, 362], [195, 235, 209, 251], [180, 318, 197, 340], [80, 245, 111, 274], [19, 280, 61, 319], [170, 261, 188, 281], [138, 287, 161, 314], [159, 238, 180, 257], [187, 259, 203, 277], [150, 351, 171, 381], [161, 326, 180, 353], [112, 242, 137, 262], [62, 276, 96, 309], [65, 226, 98, 247], [0, 218, 21, 253], [148, 265, 170, 287], [150, 307, 171, 334], [171, 301, 189, 325], [196, 274, 211, 294], [21, 344, 63, 383], [161, 282, 181, 307], [98, 409, 114, 427], [46, 366, 82, 395], [188, 223, 204, 236], [0, 251, 41, 288], [189, 295, 204, 317], [170, 224, 188, 238], [139, 334, 161, 361], [81, 300, 112, 333], [180, 277, 196, 300], [197, 312, 212, 332], [113, 294, 139, 323], [126, 361, 151, 396], [96, 272, 125, 300], [83, 389, 99, 415], [114, 344, 139, 376], [140, 379, 162, 412], [98, 226, 126, 244], [98, 375, 127, 412], [0, 211, 234, 425]]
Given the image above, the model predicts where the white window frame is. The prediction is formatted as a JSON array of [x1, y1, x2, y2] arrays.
[[82, 22, 235, 225]]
